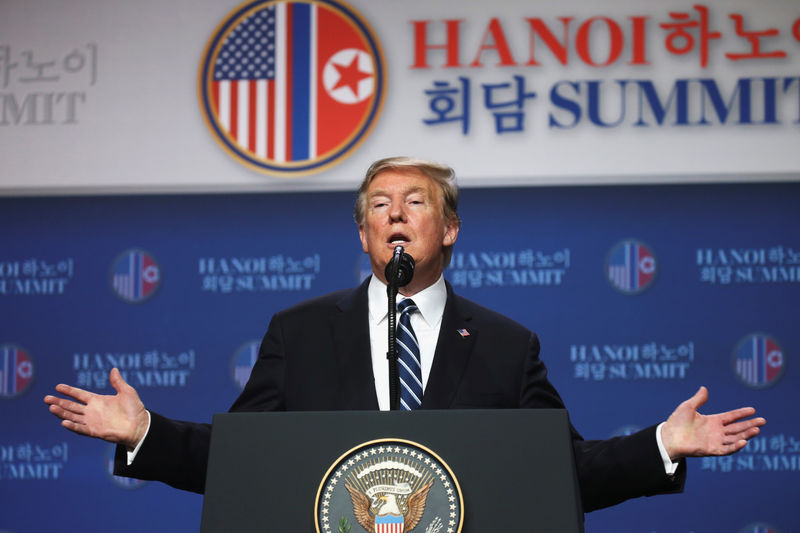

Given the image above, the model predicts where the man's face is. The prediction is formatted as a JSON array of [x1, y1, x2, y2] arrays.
[[358, 169, 458, 294]]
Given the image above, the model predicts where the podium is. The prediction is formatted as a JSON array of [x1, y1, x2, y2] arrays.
[[200, 409, 584, 533]]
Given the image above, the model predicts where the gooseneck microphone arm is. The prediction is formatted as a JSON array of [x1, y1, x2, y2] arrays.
[[385, 246, 415, 411]]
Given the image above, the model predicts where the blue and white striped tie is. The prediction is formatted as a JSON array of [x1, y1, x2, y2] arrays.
[[396, 298, 423, 410]]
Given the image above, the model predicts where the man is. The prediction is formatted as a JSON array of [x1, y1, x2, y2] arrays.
[[44, 157, 765, 512]]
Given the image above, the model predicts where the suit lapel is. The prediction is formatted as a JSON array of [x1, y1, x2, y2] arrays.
[[332, 279, 379, 410], [422, 283, 477, 409]]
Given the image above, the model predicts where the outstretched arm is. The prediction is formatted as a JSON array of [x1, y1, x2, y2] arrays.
[[660, 386, 766, 461], [43, 368, 149, 451]]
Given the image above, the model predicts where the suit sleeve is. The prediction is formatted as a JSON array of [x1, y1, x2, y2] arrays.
[[114, 313, 288, 493], [114, 412, 211, 493], [519, 332, 686, 512]]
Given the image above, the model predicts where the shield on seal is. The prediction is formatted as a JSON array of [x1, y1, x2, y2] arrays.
[[375, 513, 404, 533]]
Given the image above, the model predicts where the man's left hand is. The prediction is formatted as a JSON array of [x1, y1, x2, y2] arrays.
[[661, 386, 766, 461]]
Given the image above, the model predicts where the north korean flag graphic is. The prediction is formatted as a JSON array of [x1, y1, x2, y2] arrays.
[[111, 250, 161, 303], [200, 0, 385, 175], [0, 345, 34, 398], [607, 240, 657, 293], [739, 524, 778, 533], [735, 334, 784, 388]]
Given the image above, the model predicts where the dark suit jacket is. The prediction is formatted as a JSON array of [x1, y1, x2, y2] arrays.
[[116, 278, 685, 512]]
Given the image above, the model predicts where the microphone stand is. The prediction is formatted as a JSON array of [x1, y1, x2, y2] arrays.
[[386, 247, 402, 411], [385, 246, 414, 410]]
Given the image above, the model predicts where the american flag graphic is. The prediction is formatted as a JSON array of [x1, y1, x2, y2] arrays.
[[741, 525, 777, 533], [735, 334, 783, 387], [112, 250, 160, 302], [233, 341, 260, 388], [202, 0, 384, 172], [0, 346, 33, 397], [607, 240, 656, 292]]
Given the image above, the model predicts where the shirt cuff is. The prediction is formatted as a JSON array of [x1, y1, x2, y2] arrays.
[[656, 421, 680, 475], [125, 410, 151, 466]]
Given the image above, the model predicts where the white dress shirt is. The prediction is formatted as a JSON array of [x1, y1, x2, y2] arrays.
[[367, 274, 447, 411]]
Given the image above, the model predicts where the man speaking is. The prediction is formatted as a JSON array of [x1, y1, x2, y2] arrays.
[[44, 156, 765, 512]]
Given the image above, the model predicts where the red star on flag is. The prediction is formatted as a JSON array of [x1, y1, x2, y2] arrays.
[[332, 55, 372, 97]]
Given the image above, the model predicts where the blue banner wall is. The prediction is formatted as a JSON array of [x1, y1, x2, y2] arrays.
[[1, 181, 797, 533]]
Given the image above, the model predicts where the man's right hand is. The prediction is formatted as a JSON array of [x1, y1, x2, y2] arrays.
[[44, 368, 149, 451]]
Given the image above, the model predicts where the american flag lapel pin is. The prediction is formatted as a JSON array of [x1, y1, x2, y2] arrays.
[[457, 328, 470, 338]]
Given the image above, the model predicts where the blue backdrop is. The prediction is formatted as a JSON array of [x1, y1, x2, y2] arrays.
[[1, 181, 797, 533]]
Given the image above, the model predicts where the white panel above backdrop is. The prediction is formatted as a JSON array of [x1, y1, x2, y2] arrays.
[[1, 0, 799, 194]]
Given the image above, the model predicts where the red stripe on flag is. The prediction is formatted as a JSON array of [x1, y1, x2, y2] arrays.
[[766, 338, 781, 382], [285, 3, 294, 161], [249, 79, 257, 152], [230, 80, 239, 139], [212, 81, 220, 121], [267, 79, 275, 160]]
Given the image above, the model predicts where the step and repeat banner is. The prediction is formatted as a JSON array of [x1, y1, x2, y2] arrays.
[[1, 0, 799, 532]]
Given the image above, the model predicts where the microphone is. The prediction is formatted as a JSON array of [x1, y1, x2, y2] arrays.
[[385, 246, 415, 289], [384, 246, 415, 410]]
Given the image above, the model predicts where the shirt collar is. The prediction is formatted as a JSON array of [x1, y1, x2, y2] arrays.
[[367, 274, 447, 329]]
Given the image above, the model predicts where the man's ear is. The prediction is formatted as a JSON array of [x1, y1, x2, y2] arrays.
[[358, 225, 369, 253], [443, 222, 459, 247]]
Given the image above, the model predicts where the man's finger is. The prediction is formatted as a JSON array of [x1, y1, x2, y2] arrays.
[[61, 419, 90, 437], [723, 416, 765, 435], [729, 425, 763, 442], [49, 403, 84, 425], [109, 368, 128, 394], [683, 385, 709, 411], [44, 396, 86, 416], [53, 383, 92, 404], [718, 407, 757, 425], [723, 440, 749, 456]]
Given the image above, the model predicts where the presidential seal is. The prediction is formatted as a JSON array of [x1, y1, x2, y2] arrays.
[[315, 439, 463, 533]]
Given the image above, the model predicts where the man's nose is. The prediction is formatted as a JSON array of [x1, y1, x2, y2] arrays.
[[389, 201, 405, 222]]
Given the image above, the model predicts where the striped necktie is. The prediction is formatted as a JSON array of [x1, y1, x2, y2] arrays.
[[396, 298, 422, 410]]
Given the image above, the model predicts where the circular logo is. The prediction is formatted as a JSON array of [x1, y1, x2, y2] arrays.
[[605, 239, 657, 294], [231, 339, 261, 389], [733, 333, 785, 389], [316, 439, 463, 533], [738, 523, 780, 533], [356, 253, 373, 284], [199, 0, 386, 176], [610, 424, 641, 437], [0, 344, 34, 399], [105, 445, 147, 489], [110, 249, 161, 303]]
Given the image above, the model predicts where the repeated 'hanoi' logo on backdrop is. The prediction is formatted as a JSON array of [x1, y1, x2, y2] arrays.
[[738, 524, 780, 533], [199, 0, 386, 176], [0, 345, 34, 398], [606, 239, 657, 294], [110, 249, 161, 303], [733, 333, 784, 389]]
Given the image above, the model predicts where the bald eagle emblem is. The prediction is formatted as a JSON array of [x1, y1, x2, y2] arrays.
[[346, 476, 433, 533], [315, 440, 463, 533]]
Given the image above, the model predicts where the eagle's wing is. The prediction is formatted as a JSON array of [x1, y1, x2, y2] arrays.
[[345, 483, 375, 533], [403, 480, 434, 532]]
